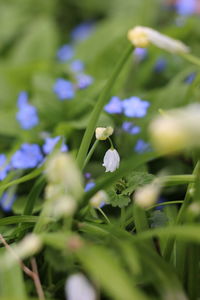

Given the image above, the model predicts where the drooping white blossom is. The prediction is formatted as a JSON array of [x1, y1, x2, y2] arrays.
[[128, 26, 189, 54], [102, 149, 120, 172]]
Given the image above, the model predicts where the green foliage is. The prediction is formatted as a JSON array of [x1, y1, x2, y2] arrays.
[[1, 0, 200, 299]]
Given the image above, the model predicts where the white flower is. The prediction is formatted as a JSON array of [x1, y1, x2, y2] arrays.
[[95, 126, 113, 140], [134, 181, 161, 209], [46, 152, 83, 199], [102, 149, 120, 172], [65, 273, 96, 300], [90, 190, 108, 208], [128, 26, 189, 54], [149, 104, 200, 154]]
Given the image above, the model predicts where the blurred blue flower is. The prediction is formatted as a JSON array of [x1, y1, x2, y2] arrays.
[[134, 48, 148, 61], [57, 44, 74, 62], [76, 74, 93, 89], [154, 58, 167, 73], [122, 97, 150, 118], [84, 172, 91, 179], [53, 78, 75, 100], [71, 22, 95, 42], [11, 143, 43, 169], [184, 72, 196, 84], [85, 181, 95, 192], [175, 0, 196, 15], [42, 136, 68, 154], [134, 139, 151, 153], [0, 192, 16, 212], [104, 96, 123, 114], [0, 154, 10, 181], [17, 91, 28, 107], [70, 60, 85, 73], [122, 121, 141, 135], [16, 92, 39, 130]]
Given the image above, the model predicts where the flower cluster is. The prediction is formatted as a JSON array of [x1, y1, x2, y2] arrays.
[[104, 96, 150, 153], [54, 23, 95, 100], [16, 92, 39, 130]]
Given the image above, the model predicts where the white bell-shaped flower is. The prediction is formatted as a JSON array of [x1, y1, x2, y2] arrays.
[[102, 149, 120, 172]]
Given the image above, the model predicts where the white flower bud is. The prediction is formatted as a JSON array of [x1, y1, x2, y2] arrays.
[[95, 126, 113, 140], [149, 104, 200, 154], [134, 181, 161, 209], [90, 190, 108, 208], [102, 149, 120, 172], [46, 152, 83, 199], [128, 26, 189, 54], [65, 273, 96, 300]]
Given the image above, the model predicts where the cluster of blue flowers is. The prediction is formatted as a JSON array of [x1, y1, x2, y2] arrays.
[[175, 0, 196, 15], [54, 22, 95, 100], [104, 96, 150, 153]]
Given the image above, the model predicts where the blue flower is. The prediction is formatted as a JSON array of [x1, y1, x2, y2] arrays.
[[122, 121, 141, 135], [16, 92, 39, 130], [11, 143, 43, 169], [70, 60, 85, 73], [71, 22, 95, 42], [17, 91, 28, 107], [53, 78, 75, 100], [175, 0, 196, 15], [0, 154, 10, 181], [154, 58, 167, 73], [134, 139, 151, 153], [85, 181, 95, 192], [76, 74, 93, 89], [0, 192, 16, 212], [184, 72, 196, 84], [42, 136, 68, 154], [122, 97, 150, 118], [104, 96, 123, 114], [134, 48, 148, 61], [57, 44, 74, 62]]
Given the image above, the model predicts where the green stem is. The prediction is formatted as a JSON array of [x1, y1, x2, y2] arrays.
[[163, 162, 200, 261], [108, 137, 114, 149], [76, 44, 133, 169], [120, 207, 126, 228], [97, 208, 111, 224], [163, 175, 194, 186], [180, 52, 200, 68], [83, 140, 99, 170]]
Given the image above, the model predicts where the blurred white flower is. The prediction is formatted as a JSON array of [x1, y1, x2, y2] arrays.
[[95, 126, 113, 140], [51, 195, 77, 218], [46, 152, 83, 199], [90, 190, 108, 208], [65, 273, 96, 300], [102, 149, 120, 172], [134, 180, 161, 209], [149, 104, 200, 154], [128, 26, 189, 54]]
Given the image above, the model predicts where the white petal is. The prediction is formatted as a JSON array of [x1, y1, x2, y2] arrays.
[[65, 274, 96, 300], [102, 149, 120, 172]]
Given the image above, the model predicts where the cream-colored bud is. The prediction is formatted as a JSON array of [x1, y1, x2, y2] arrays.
[[90, 190, 108, 208], [52, 196, 77, 218], [128, 26, 189, 54], [95, 127, 114, 140], [46, 152, 83, 199], [134, 181, 161, 209]]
